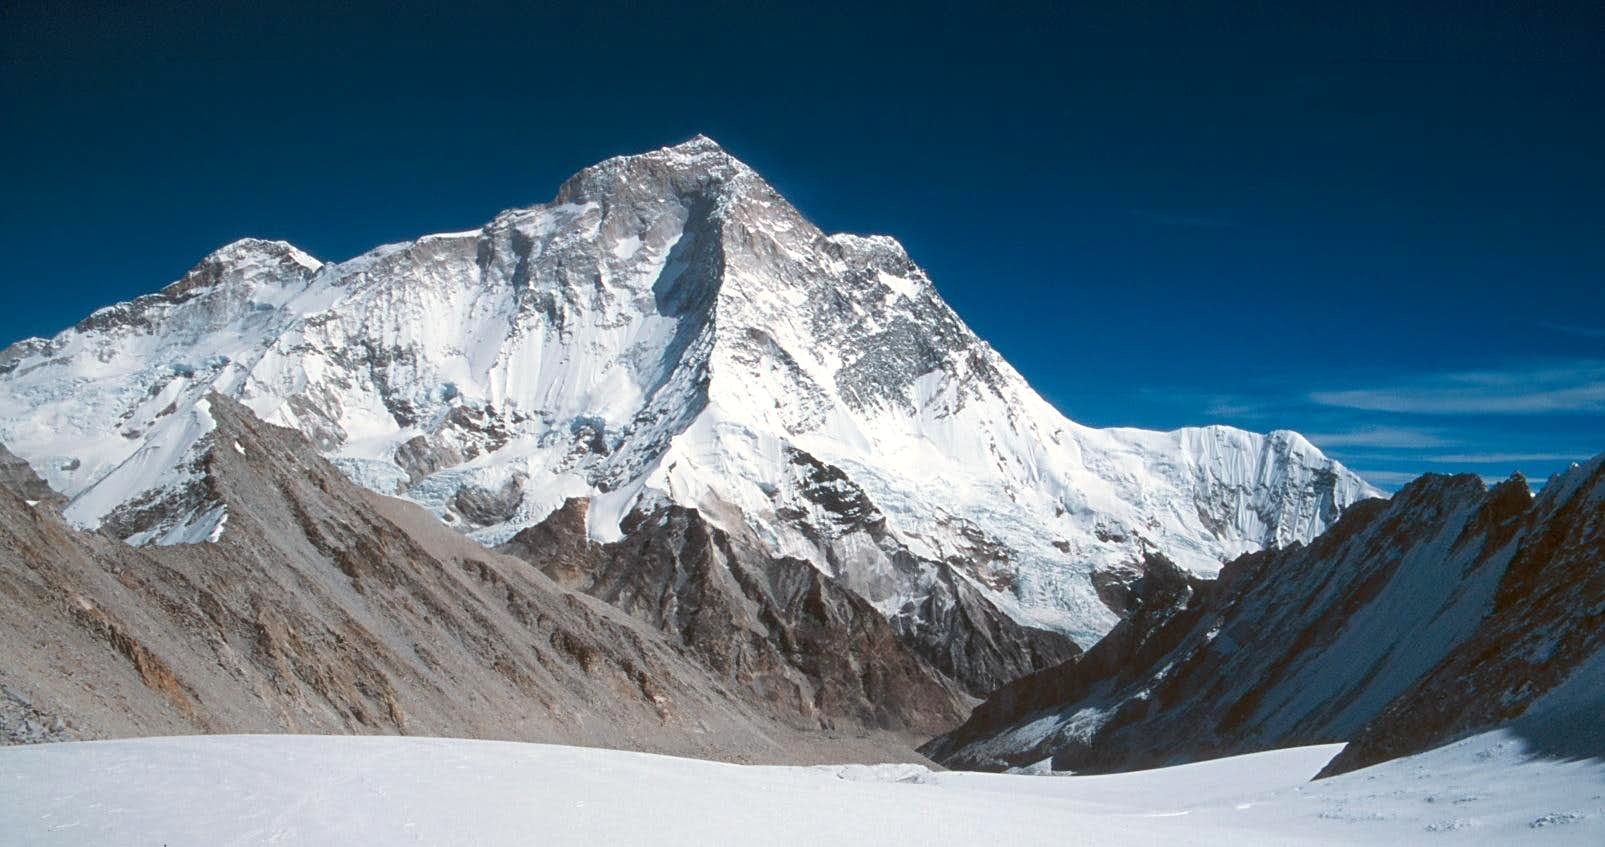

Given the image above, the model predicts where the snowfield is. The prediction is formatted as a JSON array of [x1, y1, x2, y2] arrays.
[[2, 733, 1600, 845]]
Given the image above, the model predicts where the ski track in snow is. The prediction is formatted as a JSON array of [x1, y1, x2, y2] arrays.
[[1, 731, 1600, 846]]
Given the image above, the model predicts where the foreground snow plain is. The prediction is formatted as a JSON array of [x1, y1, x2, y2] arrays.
[[2, 732, 1599, 845]]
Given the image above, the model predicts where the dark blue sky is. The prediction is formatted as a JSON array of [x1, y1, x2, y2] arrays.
[[3, 1, 1602, 488]]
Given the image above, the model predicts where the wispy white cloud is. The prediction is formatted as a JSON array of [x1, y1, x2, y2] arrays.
[[1202, 395, 1265, 418], [1134, 388, 1270, 420], [1424, 452, 1592, 464], [1351, 469, 1423, 487], [1310, 361, 1605, 415], [1303, 426, 1452, 449], [1353, 467, 1551, 490]]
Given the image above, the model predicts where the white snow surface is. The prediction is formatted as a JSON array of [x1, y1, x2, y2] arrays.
[[0, 136, 1379, 643], [2, 732, 1599, 846]]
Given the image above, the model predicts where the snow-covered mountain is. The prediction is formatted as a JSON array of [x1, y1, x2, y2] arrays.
[[0, 135, 1378, 646], [923, 455, 1605, 773]]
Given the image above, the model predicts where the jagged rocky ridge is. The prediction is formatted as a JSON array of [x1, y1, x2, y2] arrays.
[[500, 498, 1077, 699], [924, 456, 1605, 773], [0, 136, 1377, 656], [500, 500, 981, 716], [0, 395, 964, 761], [1321, 455, 1605, 776]]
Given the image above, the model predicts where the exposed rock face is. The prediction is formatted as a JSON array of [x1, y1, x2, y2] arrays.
[[1321, 456, 1605, 776], [451, 476, 526, 526], [924, 458, 1605, 773], [500, 499, 969, 731], [884, 567, 1081, 697], [1088, 551, 1197, 619], [0, 396, 939, 763], [0, 686, 78, 744], [0, 136, 1376, 650], [0, 443, 63, 507]]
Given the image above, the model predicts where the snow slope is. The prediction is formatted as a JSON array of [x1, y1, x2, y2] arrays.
[[0, 135, 1378, 644], [2, 733, 1600, 846]]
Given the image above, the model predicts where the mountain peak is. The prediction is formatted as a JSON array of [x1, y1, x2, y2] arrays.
[[653, 133, 743, 168], [669, 133, 727, 154], [207, 237, 308, 259], [554, 135, 756, 207], [153, 238, 322, 303], [198, 238, 322, 274]]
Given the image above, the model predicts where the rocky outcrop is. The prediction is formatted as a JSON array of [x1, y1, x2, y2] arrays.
[[925, 458, 1605, 773], [499, 499, 969, 733], [1321, 456, 1605, 775], [885, 566, 1081, 697], [0, 396, 939, 763], [0, 443, 63, 507]]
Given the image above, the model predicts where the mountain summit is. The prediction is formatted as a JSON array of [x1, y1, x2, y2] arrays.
[[0, 136, 1378, 650]]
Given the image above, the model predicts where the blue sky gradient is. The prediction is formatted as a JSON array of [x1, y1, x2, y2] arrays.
[[3, 1, 1601, 489]]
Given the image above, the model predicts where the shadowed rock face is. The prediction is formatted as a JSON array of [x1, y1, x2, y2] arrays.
[[924, 458, 1605, 773], [883, 565, 1082, 697], [1321, 456, 1605, 776], [501, 488, 1077, 707], [498, 499, 969, 735], [0, 396, 940, 764], [920, 551, 1214, 769]]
